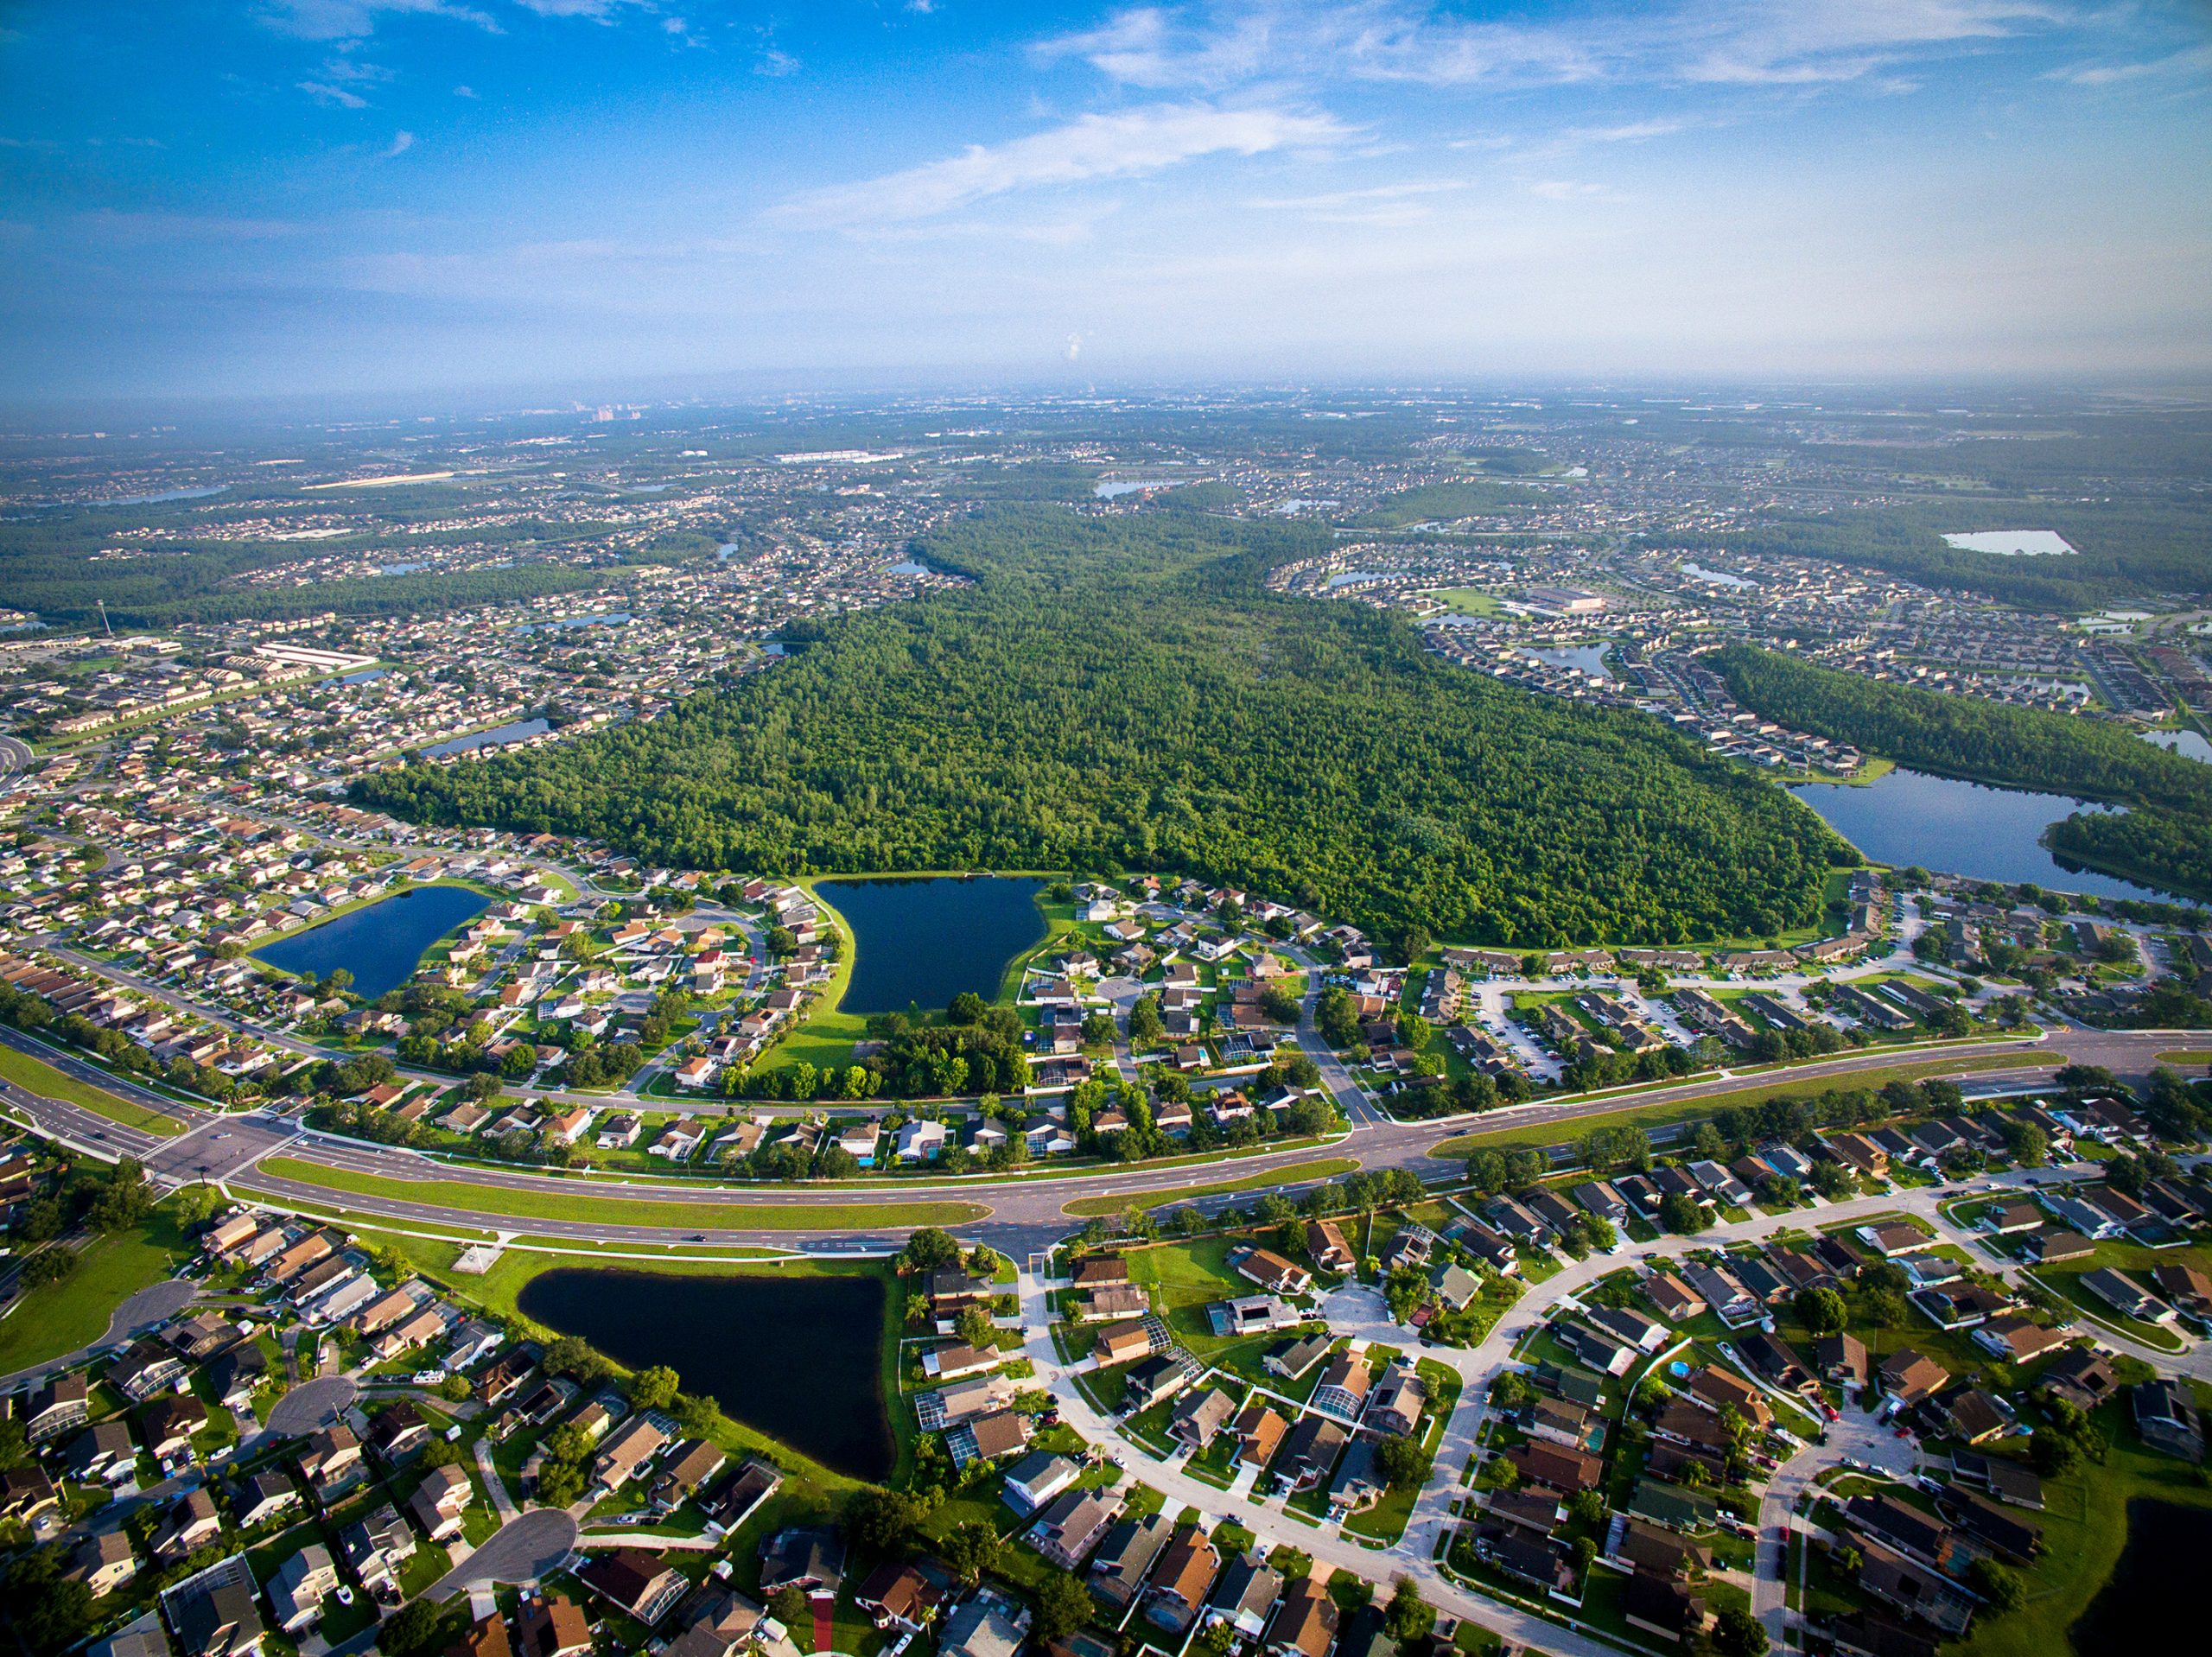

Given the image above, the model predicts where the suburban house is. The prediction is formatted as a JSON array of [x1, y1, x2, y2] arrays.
[[1027, 1489, 1122, 1571], [1227, 1246, 1313, 1297], [1144, 1527, 1223, 1634]]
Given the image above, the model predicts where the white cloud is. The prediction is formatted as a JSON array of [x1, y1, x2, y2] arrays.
[[259, 0, 498, 41], [300, 80, 370, 108], [766, 102, 1352, 229], [509, 0, 652, 18], [1563, 118, 1693, 146], [1246, 178, 1469, 225], [382, 130, 416, 156], [2047, 41, 2212, 86], [1037, 0, 2077, 92], [755, 47, 800, 77], [258, 0, 653, 41], [1064, 331, 1084, 359]]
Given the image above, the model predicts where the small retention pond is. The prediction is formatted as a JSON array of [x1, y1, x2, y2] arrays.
[[251, 883, 491, 1000], [516, 1267, 894, 1480], [2070, 1497, 2211, 1652], [817, 875, 1047, 1015], [420, 717, 553, 759]]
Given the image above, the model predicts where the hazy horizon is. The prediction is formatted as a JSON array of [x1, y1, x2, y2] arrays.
[[4, 0, 2209, 403]]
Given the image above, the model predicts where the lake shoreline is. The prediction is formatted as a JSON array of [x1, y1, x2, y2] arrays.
[[251, 880, 494, 1000]]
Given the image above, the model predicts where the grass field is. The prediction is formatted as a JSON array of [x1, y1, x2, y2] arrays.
[[1424, 587, 1505, 617], [0, 1203, 187, 1376], [0, 1044, 189, 1136], [1426, 1052, 2033, 1159], [2154, 1051, 2212, 1066], [255, 1156, 988, 1230], [1060, 1155, 1360, 1216]]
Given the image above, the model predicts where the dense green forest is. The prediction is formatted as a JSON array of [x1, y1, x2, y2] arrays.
[[354, 509, 1847, 947], [1715, 644, 2212, 898]]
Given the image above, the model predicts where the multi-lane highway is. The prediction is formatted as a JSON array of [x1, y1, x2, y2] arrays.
[[3, 1019, 2191, 1254]]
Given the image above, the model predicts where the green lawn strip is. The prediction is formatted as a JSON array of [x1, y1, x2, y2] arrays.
[[2154, 1050, 2212, 1065], [253, 1155, 986, 1229], [760, 879, 867, 1075], [1061, 1157, 1361, 1217], [1427, 1053, 2031, 1158], [434, 1128, 1348, 1190], [0, 1202, 188, 1374], [0, 1044, 189, 1136]]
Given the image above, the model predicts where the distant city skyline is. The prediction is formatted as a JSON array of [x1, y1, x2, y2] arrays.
[[3, 0, 2209, 403]]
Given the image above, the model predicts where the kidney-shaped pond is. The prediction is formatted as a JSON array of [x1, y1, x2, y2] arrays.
[[251, 883, 491, 1001], [516, 1267, 895, 1481], [817, 875, 1047, 1015]]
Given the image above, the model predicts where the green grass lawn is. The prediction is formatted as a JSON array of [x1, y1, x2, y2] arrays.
[[254, 1156, 988, 1229], [758, 880, 868, 1076], [0, 1044, 189, 1136], [1424, 587, 1505, 617], [1125, 1236, 1312, 1370], [1952, 1401, 2212, 1657], [1427, 1052, 2032, 1159], [2027, 1257, 2191, 1353], [0, 1202, 188, 1374], [1060, 1156, 1360, 1217]]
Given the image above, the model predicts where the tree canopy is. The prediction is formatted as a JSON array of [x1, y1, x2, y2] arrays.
[[359, 511, 1840, 946]]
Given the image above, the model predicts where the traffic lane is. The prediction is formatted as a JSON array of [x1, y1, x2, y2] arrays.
[[0, 1025, 211, 1127], [211, 1028, 2171, 1234]]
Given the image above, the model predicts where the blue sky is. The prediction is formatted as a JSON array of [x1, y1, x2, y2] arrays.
[[3, 1, 2209, 403]]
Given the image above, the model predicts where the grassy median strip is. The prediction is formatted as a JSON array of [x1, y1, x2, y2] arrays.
[[255, 1157, 988, 1230], [1427, 1053, 2032, 1159], [1061, 1156, 1362, 1217], [0, 1045, 188, 1138]]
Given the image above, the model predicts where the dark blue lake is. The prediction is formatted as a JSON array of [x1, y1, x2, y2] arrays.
[[252, 884, 491, 1000], [517, 1267, 893, 1479], [817, 875, 1047, 1015], [2070, 1498, 2209, 1654], [1789, 765, 2174, 903]]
